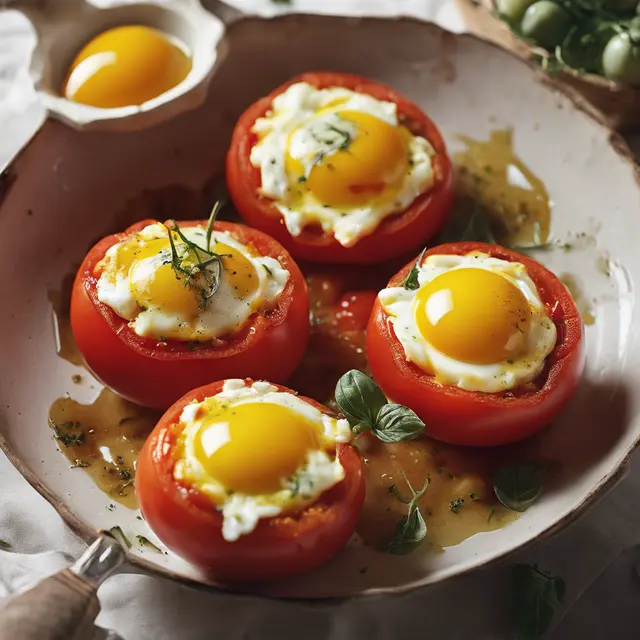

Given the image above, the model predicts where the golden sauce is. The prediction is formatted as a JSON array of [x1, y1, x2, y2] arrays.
[[48, 389, 159, 508], [48, 272, 82, 366], [560, 273, 596, 326], [357, 437, 516, 549], [454, 129, 551, 247]]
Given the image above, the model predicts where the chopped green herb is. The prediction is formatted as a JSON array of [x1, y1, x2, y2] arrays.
[[49, 418, 85, 447], [401, 248, 426, 290], [0, 539, 12, 551], [263, 264, 273, 277], [449, 497, 465, 514], [136, 535, 162, 552], [108, 525, 131, 549], [118, 468, 133, 481]]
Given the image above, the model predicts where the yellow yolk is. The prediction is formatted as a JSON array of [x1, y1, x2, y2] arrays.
[[63, 25, 191, 108], [414, 268, 532, 365], [286, 110, 409, 208], [216, 243, 260, 300], [193, 402, 320, 495]]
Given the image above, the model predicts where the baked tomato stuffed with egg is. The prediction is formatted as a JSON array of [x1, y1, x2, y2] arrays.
[[367, 242, 585, 446], [136, 378, 365, 582], [70, 215, 309, 409], [227, 72, 454, 264]]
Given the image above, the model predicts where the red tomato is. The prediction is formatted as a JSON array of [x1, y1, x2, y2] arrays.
[[136, 379, 365, 582], [226, 72, 454, 265], [333, 291, 378, 333], [70, 219, 309, 409], [367, 242, 586, 447]]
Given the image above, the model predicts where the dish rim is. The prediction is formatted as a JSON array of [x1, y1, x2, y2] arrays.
[[1, 12, 639, 602]]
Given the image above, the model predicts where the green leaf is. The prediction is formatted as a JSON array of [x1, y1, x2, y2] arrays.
[[335, 370, 387, 432], [0, 539, 12, 551], [401, 248, 426, 290], [205, 201, 221, 252], [385, 473, 430, 555], [136, 535, 162, 552], [437, 205, 497, 244], [493, 463, 546, 512], [511, 564, 565, 639], [373, 403, 425, 443]]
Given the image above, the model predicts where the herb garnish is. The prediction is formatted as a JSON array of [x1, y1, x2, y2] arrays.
[[136, 535, 162, 552], [449, 497, 465, 514], [511, 564, 565, 640], [493, 463, 546, 512], [108, 525, 131, 549], [385, 471, 430, 555], [48, 418, 85, 447], [166, 203, 230, 310], [335, 370, 425, 443], [401, 248, 426, 290], [0, 539, 12, 551]]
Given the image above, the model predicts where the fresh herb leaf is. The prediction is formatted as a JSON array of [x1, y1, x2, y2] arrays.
[[0, 539, 12, 551], [205, 201, 221, 252], [335, 370, 425, 442], [263, 264, 273, 277], [373, 403, 425, 443], [48, 418, 85, 447], [108, 525, 131, 549], [449, 497, 465, 514], [493, 463, 546, 512], [386, 471, 430, 555], [136, 535, 162, 552], [335, 370, 387, 434], [118, 468, 133, 481], [437, 205, 497, 244], [401, 248, 426, 290], [512, 564, 565, 640]]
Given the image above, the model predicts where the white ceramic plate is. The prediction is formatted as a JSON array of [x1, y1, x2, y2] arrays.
[[0, 14, 638, 599]]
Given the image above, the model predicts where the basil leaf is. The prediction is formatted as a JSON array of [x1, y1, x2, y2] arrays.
[[511, 564, 565, 640], [493, 463, 546, 512], [335, 370, 387, 432], [437, 205, 497, 244], [385, 501, 427, 555], [373, 403, 425, 443], [401, 248, 426, 290]]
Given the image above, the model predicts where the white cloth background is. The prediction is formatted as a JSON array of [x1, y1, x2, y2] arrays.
[[1, 1, 640, 638]]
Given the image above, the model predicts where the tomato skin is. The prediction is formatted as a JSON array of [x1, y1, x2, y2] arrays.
[[366, 242, 586, 447], [226, 72, 454, 265], [70, 220, 310, 409], [136, 379, 366, 582], [333, 291, 378, 333]]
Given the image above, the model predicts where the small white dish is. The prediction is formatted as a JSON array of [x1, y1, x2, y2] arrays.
[[6, 0, 234, 131]]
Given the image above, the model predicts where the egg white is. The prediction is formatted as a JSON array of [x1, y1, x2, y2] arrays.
[[378, 252, 558, 393], [250, 82, 435, 247], [96, 223, 289, 342], [173, 380, 352, 542]]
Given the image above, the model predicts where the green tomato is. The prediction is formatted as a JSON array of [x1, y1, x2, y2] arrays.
[[520, 1, 572, 51], [602, 32, 640, 84], [495, 0, 536, 24]]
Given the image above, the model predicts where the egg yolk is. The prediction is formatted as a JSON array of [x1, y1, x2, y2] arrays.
[[63, 25, 191, 108], [216, 243, 260, 300], [414, 268, 532, 365], [193, 402, 320, 495], [287, 110, 409, 208]]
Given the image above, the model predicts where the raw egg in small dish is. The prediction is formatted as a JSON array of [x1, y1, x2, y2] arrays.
[[136, 379, 365, 582], [227, 72, 454, 264], [367, 242, 585, 446], [70, 215, 310, 408], [63, 25, 191, 108]]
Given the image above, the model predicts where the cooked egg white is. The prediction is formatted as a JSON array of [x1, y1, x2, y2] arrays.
[[250, 82, 435, 247], [379, 252, 557, 393], [173, 379, 352, 541], [96, 222, 289, 342]]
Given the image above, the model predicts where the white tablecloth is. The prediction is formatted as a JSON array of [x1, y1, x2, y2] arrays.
[[1, 2, 640, 638]]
